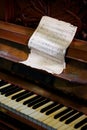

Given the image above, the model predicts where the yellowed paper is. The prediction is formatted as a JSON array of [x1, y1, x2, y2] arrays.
[[20, 16, 77, 74]]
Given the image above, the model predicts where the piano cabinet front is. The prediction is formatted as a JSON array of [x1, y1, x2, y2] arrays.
[[0, 72, 87, 130], [0, 108, 36, 130]]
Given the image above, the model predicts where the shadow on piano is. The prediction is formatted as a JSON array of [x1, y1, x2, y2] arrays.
[[0, 21, 87, 130]]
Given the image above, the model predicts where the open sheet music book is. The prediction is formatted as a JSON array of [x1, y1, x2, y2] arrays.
[[20, 16, 77, 74]]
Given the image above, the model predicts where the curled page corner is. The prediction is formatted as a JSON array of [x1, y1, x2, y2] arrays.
[[20, 16, 77, 75]]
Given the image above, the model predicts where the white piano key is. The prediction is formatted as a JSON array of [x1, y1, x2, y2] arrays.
[[4, 94, 37, 109], [20, 101, 53, 126], [21, 101, 53, 115], [0, 89, 25, 106], [16, 94, 37, 111], [43, 106, 67, 126], [74, 121, 87, 130], [0, 89, 25, 102], [79, 123, 87, 130], [57, 112, 81, 130], [64, 115, 87, 130], [0, 80, 87, 130], [20, 107, 34, 115], [2, 99, 19, 109], [52, 119, 67, 130], [0, 94, 7, 101], [0, 91, 36, 111], [25, 101, 55, 128], [0, 83, 11, 89], [36, 105, 63, 121], [50, 109, 74, 129], [28, 104, 65, 127]]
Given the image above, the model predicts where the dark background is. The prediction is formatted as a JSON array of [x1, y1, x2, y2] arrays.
[[0, 0, 87, 41]]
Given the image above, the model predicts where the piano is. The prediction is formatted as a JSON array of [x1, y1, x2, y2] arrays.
[[0, 20, 87, 130]]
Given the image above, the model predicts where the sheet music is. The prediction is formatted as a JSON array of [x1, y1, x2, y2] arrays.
[[20, 16, 77, 74]]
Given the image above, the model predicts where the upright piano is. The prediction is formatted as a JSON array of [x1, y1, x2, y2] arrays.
[[0, 20, 87, 130]]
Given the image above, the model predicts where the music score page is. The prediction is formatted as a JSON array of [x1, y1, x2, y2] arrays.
[[20, 16, 77, 74]]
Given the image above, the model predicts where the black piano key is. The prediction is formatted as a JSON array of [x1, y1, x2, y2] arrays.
[[46, 104, 63, 115], [54, 107, 72, 119], [5, 87, 22, 97], [81, 124, 87, 130], [59, 110, 77, 121], [0, 80, 8, 87], [74, 118, 87, 129], [32, 99, 50, 109], [0, 85, 15, 94], [23, 95, 41, 105], [28, 96, 47, 107], [16, 91, 33, 102], [40, 102, 58, 113], [2, 85, 17, 95], [65, 112, 83, 124], [23, 95, 43, 106], [11, 90, 29, 100]]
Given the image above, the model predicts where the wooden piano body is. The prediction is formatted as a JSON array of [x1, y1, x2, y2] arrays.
[[0, 20, 87, 130]]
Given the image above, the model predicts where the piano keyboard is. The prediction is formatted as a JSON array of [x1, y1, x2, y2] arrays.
[[0, 80, 87, 130]]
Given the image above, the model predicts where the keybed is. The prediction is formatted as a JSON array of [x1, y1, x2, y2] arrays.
[[0, 79, 87, 130]]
